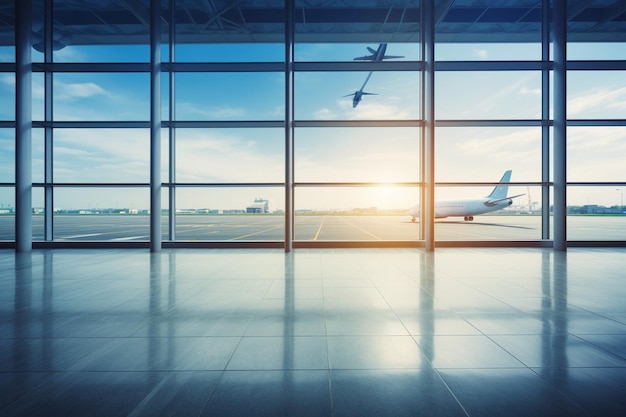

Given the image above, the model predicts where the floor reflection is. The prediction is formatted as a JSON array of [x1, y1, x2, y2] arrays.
[[1, 248, 625, 416]]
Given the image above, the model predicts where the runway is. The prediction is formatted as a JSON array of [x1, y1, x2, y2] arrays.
[[1, 214, 625, 242]]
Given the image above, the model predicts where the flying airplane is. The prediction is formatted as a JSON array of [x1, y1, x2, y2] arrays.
[[354, 43, 404, 62], [345, 43, 404, 107], [408, 170, 525, 222], [344, 71, 376, 108]]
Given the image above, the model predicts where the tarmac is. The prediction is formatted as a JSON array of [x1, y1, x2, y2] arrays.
[[1, 214, 625, 242]]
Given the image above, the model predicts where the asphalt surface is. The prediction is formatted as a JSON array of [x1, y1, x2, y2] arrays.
[[1, 214, 625, 242]]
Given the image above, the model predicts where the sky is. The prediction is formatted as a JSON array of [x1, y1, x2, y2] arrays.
[[0, 41, 625, 211]]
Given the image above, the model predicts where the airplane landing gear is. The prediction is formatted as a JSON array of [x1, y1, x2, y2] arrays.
[[464, 216, 474, 221]]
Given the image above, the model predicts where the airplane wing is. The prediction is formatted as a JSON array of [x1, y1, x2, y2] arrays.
[[486, 193, 525, 205], [354, 54, 404, 60]]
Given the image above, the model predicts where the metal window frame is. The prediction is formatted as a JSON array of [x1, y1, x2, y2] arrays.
[[8, 0, 626, 251]]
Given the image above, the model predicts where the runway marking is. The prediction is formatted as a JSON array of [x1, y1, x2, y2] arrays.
[[111, 236, 149, 241], [342, 218, 382, 240], [313, 216, 326, 240], [228, 225, 283, 241], [57, 233, 104, 239]]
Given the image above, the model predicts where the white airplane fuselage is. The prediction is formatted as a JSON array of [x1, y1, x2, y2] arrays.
[[409, 198, 514, 222], [408, 170, 523, 222]]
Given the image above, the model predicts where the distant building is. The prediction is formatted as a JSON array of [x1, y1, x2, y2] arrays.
[[246, 198, 275, 214]]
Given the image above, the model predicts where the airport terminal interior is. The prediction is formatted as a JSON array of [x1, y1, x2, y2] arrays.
[[1, 0, 626, 416]]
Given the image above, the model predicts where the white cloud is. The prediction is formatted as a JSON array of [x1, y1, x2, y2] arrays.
[[55, 81, 107, 100], [313, 108, 334, 119], [174, 130, 282, 183], [472, 49, 488, 59], [0, 74, 14, 87], [568, 86, 626, 116], [53, 129, 150, 182], [518, 86, 541, 95], [176, 102, 246, 119]]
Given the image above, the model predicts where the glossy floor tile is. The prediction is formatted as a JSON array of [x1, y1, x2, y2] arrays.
[[1, 248, 626, 416]]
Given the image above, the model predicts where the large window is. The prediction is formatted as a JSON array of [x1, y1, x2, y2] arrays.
[[5, 0, 626, 248]]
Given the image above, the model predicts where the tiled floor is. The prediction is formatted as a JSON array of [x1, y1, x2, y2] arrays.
[[1, 248, 625, 416]]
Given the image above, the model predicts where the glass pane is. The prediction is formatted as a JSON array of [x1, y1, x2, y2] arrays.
[[32, 187, 44, 241], [0, 46, 13, 63], [0, 129, 14, 183], [32, 129, 44, 184], [295, 127, 420, 182], [568, 186, 626, 241], [567, 71, 626, 119], [161, 129, 170, 183], [176, 44, 283, 62], [433, 185, 543, 240], [174, 187, 284, 241], [295, 71, 420, 119], [53, 73, 149, 121], [436, 71, 541, 119], [0, 73, 14, 120], [295, 42, 419, 62], [53, 187, 150, 241], [568, 127, 626, 182], [294, 186, 420, 241], [175, 73, 283, 121], [176, 128, 283, 183], [53, 129, 149, 183], [568, 42, 626, 60], [51, 0, 150, 62], [0, 187, 14, 241], [436, 43, 541, 61], [435, 127, 542, 183], [437, 71, 542, 120], [568, 186, 625, 214], [32, 72, 44, 121], [54, 45, 150, 63], [161, 187, 169, 240]]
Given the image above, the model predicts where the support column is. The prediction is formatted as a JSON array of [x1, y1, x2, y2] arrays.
[[150, 0, 162, 252], [168, 0, 176, 242], [44, 0, 53, 241], [541, 0, 550, 240], [15, 0, 32, 252], [422, 0, 436, 251], [553, 0, 567, 251], [284, 0, 295, 252]]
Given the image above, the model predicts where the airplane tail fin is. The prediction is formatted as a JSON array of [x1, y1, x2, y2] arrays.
[[486, 170, 512, 200]]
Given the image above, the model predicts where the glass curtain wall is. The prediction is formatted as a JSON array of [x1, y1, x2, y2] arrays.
[[293, 0, 422, 246], [434, 0, 548, 243], [0, 1, 15, 243], [3, 0, 626, 248]]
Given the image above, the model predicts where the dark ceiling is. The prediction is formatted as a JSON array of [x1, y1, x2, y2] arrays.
[[1, 0, 626, 48]]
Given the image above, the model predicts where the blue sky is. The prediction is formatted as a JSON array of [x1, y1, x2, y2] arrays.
[[0, 41, 625, 211]]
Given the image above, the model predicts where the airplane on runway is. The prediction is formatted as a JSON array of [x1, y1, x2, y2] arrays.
[[345, 43, 404, 107], [353, 43, 404, 62], [408, 170, 524, 222]]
